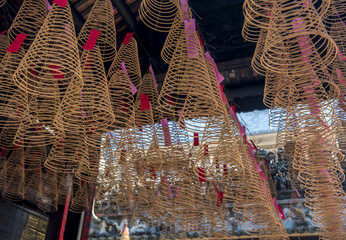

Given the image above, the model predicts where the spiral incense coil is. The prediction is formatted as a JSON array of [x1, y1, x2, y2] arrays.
[[70, 180, 89, 213], [75, 147, 101, 185], [139, 0, 179, 32], [0, 120, 21, 149], [0, 34, 10, 60], [161, 4, 193, 64], [38, 169, 58, 212], [250, 28, 267, 75], [108, 70, 136, 131], [8, 0, 47, 49], [0, 147, 25, 202], [13, 94, 62, 147], [0, 47, 26, 126], [23, 146, 46, 171], [79, 46, 115, 147], [140, 67, 162, 122], [108, 35, 141, 88], [77, 0, 116, 62], [261, 19, 337, 75], [0, 0, 5, 8], [45, 130, 89, 173], [24, 166, 42, 203], [158, 22, 218, 119], [13, 2, 83, 98], [57, 173, 77, 205]]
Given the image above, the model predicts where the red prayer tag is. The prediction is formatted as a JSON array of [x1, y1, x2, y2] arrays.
[[1, 146, 6, 157], [197, 167, 206, 182], [193, 132, 199, 146], [6, 33, 27, 53], [53, 0, 68, 8], [122, 32, 134, 44], [140, 93, 151, 111], [82, 29, 101, 50]]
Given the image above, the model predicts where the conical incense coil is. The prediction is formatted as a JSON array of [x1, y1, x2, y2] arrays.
[[8, 0, 47, 49], [38, 169, 58, 212], [78, 0, 116, 62], [79, 46, 115, 147], [0, 34, 10, 60], [158, 19, 218, 118], [24, 145, 46, 171], [24, 166, 42, 203], [108, 34, 142, 88], [161, 3, 192, 64], [13, 94, 62, 147], [250, 28, 268, 75], [0, 120, 21, 149], [70, 180, 89, 213], [53, 75, 85, 134], [274, 71, 340, 110], [139, 0, 179, 32], [0, 147, 25, 202], [108, 69, 136, 131], [243, 0, 330, 37], [45, 130, 89, 173], [13, 2, 83, 98], [261, 16, 337, 75], [0, 46, 26, 126], [75, 147, 101, 185], [263, 70, 285, 108], [139, 67, 162, 122], [57, 173, 77, 205], [133, 89, 162, 177]]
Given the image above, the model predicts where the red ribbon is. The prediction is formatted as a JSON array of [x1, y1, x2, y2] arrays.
[[50, 65, 64, 79], [53, 0, 68, 8], [82, 29, 101, 50], [193, 133, 199, 146], [140, 93, 151, 111], [197, 167, 206, 182], [212, 183, 223, 207], [6, 33, 27, 53], [122, 33, 134, 44]]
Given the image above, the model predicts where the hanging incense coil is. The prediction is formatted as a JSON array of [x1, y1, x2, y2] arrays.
[[24, 166, 42, 203], [75, 147, 101, 185], [158, 20, 218, 120], [8, 0, 47, 49], [70, 180, 89, 213], [108, 69, 136, 131], [0, 121, 21, 149], [139, 67, 162, 122], [24, 146, 46, 171], [261, 16, 337, 75], [108, 35, 142, 88], [139, 0, 179, 32], [77, 0, 116, 62], [323, 0, 346, 26], [13, 2, 83, 98], [78, 46, 115, 147], [45, 130, 88, 173], [38, 169, 58, 212], [0, 147, 25, 202], [161, 4, 192, 64], [0, 34, 10, 60], [263, 70, 285, 108], [0, 46, 26, 126], [251, 28, 267, 75], [13, 93, 62, 147]]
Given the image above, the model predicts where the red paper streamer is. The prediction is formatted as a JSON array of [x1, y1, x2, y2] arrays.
[[82, 29, 101, 50], [193, 133, 199, 146], [212, 183, 223, 207], [122, 32, 134, 44], [140, 93, 151, 111], [166, 95, 175, 106], [197, 167, 206, 182], [161, 118, 171, 146], [53, 0, 68, 8], [203, 145, 208, 155], [197, 31, 204, 49], [6, 33, 27, 53], [59, 181, 72, 240]]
